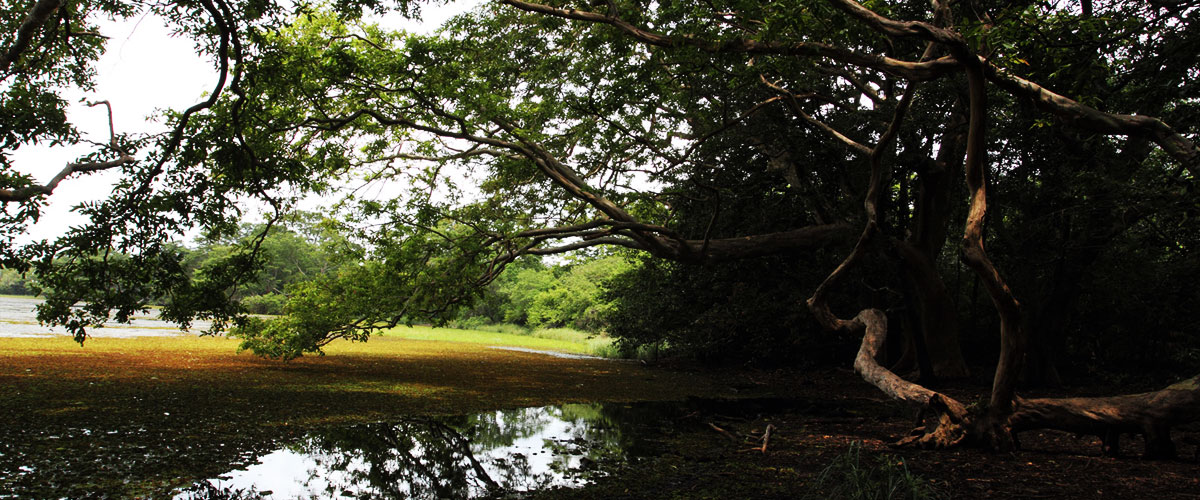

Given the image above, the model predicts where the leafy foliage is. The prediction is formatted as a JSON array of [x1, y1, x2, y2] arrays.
[[460, 254, 632, 332], [1, 0, 1197, 382]]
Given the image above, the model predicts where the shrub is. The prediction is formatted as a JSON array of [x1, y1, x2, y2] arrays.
[[240, 293, 286, 315]]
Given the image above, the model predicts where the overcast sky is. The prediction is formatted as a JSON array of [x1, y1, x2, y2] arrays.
[[11, 2, 478, 243]]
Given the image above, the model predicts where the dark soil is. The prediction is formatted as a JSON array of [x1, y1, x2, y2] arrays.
[[531, 368, 1200, 500]]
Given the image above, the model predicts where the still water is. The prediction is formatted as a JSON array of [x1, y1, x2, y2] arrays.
[[0, 295, 210, 337], [172, 402, 687, 500]]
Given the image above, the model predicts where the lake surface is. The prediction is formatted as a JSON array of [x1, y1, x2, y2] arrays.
[[0, 295, 210, 338]]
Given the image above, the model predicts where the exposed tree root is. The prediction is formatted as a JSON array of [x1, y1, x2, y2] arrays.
[[851, 310, 1200, 457], [849, 307, 971, 449]]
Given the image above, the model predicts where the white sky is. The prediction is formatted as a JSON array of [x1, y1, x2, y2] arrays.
[[10, 2, 479, 244]]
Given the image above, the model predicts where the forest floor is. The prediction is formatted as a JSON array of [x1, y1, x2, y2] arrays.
[[1, 334, 1198, 498], [533, 366, 1200, 499]]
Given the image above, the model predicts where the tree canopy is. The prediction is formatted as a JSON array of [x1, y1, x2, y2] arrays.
[[3, 0, 1199, 454]]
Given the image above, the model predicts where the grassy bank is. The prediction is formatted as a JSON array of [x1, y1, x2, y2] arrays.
[[380, 324, 613, 356], [431, 322, 666, 360]]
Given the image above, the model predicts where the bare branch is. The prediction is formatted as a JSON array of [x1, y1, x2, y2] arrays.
[[763, 75, 873, 156], [815, 64, 883, 106], [0, 156, 133, 202], [1, 100, 134, 203]]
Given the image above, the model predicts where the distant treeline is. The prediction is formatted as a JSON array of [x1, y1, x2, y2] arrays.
[[456, 254, 631, 333], [0, 268, 32, 295]]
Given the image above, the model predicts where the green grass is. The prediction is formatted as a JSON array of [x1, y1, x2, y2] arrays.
[[428, 322, 636, 358], [381, 324, 612, 355]]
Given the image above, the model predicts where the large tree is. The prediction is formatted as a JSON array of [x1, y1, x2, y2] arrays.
[[4, 0, 1200, 456]]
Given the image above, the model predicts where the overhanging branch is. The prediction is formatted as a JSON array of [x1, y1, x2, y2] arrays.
[[499, 0, 960, 82]]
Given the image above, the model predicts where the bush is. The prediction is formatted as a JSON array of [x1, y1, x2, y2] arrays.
[[465, 322, 532, 336], [240, 293, 287, 315], [587, 340, 662, 361], [0, 269, 32, 295]]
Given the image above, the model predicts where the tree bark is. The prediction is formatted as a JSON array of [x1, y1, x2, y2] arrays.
[[895, 241, 970, 378]]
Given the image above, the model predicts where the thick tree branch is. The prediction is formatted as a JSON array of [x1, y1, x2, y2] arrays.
[[0, 157, 132, 203], [983, 61, 1200, 174], [0, 0, 62, 72], [0, 99, 134, 203], [364, 147, 516, 164], [1010, 376, 1200, 458], [512, 220, 854, 262], [825, 0, 964, 46], [958, 58, 1025, 419], [853, 308, 968, 417], [807, 83, 917, 329], [526, 236, 646, 255], [499, 0, 960, 81]]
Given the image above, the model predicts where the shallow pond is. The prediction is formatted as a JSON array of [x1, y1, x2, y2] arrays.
[[170, 399, 813, 500]]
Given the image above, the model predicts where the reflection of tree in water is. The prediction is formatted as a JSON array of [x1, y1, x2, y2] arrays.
[[174, 401, 681, 499], [287, 403, 635, 499], [175, 481, 262, 500], [540, 404, 637, 479]]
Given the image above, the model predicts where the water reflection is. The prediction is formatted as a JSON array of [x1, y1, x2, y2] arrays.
[[176, 403, 650, 500]]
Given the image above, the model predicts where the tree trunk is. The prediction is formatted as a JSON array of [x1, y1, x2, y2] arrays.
[[892, 97, 970, 380], [895, 241, 970, 379], [1011, 377, 1200, 458]]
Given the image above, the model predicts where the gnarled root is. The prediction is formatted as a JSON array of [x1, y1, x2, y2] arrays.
[[849, 308, 973, 449], [849, 307, 1200, 456], [896, 393, 970, 449]]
